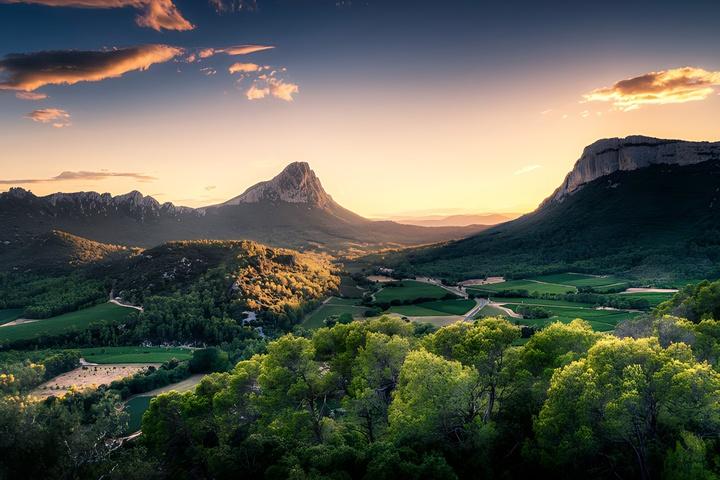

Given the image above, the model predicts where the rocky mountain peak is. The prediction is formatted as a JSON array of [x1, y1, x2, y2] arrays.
[[221, 162, 335, 208], [544, 135, 720, 206]]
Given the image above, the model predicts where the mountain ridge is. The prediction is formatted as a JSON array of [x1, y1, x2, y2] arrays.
[[0, 163, 488, 253]]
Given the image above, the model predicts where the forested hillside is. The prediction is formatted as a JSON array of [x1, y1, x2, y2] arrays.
[[386, 160, 720, 283]]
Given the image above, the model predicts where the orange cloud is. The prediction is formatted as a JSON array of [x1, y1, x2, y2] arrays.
[[223, 45, 274, 56], [25, 108, 71, 127], [246, 78, 298, 101], [583, 66, 720, 111], [269, 78, 298, 101], [0, 0, 193, 31], [229, 62, 260, 74], [16, 91, 48, 100], [0, 44, 183, 92]]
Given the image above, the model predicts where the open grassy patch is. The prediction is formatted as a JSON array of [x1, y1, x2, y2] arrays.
[[0, 303, 136, 344], [81, 346, 193, 364], [499, 301, 640, 332], [529, 273, 629, 289], [374, 280, 454, 304], [0, 309, 23, 325]]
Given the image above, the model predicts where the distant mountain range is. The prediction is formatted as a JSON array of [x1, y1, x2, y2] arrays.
[[387, 213, 521, 227], [389, 136, 720, 283], [0, 162, 488, 260]]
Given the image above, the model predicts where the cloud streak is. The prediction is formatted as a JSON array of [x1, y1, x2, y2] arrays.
[[0, 0, 193, 31], [16, 91, 47, 100], [514, 165, 541, 175], [583, 66, 720, 111], [0, 170, 158, 184], [229, 62, 260, 74], [0, 44, 183, 91], [25, 108, 71, 127]]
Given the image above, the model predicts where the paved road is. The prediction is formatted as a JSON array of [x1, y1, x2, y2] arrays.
[[463, 298, 488, 320]]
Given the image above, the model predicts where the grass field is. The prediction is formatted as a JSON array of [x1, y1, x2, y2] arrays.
[[529, 273, 629, 289], [125, 396, 152, 433], [388, 299, 475, 317], [124, 374, 205, 433], [497, 300, 640, 332], [0, 303, 136, 343], [0, 309, 23, 325], [81, 346, 193, 364], [614, 292, 675, 307], [467, 279, 576, 295], [302, 297, 367, 329], [374, 280, 454, 304]]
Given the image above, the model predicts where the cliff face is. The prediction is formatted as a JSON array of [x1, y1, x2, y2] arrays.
[[220, 162, 336, 208], [544, 136, 720, 205]]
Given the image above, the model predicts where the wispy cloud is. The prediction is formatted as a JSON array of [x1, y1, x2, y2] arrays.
[[0, 0, 193, 31], [514, 165, 541, 175], [229, 62, 260, 74], [186, 44, 274, 62], [16, 91, 47, 100], [583, 66, 720, 111], [25, 108, 71, 127], [0, 170, 157, 184], [0, 44, 183, 92], [209, 0, 257, 13], [205, 185, 216, 191]]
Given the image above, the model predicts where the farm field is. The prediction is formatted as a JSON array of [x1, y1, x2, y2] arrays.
[[81, 346, 193, 364], [388, 299, 475, 317], [374, 280, 455, 303], [124, 374, 205, 433], [498, 301, 640, 332], [613, 291, 675, 307], [302, 297, 367, 329], [529, 273, 629, 289], [467, 279, 576, 295], [0, 309, 22, 325], [0, 303, 136, 344], [31, 363, 155, 398]]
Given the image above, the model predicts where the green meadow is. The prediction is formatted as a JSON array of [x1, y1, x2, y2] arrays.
[[387, 299, 475, 317], [0, 303, 135, 343], [302, 297, 367, 329], [81, 346, 193, 364]]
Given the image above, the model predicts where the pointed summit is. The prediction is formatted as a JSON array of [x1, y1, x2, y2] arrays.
[[221, 162, 335, 208]]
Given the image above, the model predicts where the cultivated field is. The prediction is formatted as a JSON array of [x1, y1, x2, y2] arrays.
[[388, 299, 475, 317], [0, 309, 22, 325], [467, 279, 576, 295], [495, 298, 640, 331], [374, 280, 454, 303], [474, 304, 512, 319], [81, 346, 193, 364], [616, 291, 675, 307], [124, 374, 205, 432], [31, 364, 156, 398], [467, 273, 632, 296], [302, 297, 367, 329], [0, 303, 135, 343]]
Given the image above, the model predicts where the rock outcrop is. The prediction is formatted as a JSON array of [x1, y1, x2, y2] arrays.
[[544, 135, 720, 205], [218, 162, 336, 209]]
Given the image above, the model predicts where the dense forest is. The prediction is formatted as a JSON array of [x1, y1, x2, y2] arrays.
[[4, 279, 720, 479]]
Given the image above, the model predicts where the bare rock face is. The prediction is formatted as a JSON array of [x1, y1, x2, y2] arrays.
[[220, 161, 336, 208], [545, 136, 720, 205]]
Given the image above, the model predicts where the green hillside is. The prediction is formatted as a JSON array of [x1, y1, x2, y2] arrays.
[[387, 161, 720, 283]]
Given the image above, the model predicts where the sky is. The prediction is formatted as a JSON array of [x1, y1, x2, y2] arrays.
[[1, 0, 719, 217]]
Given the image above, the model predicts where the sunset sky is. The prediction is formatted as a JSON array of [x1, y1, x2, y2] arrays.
[[1, 0, 719, 217]]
